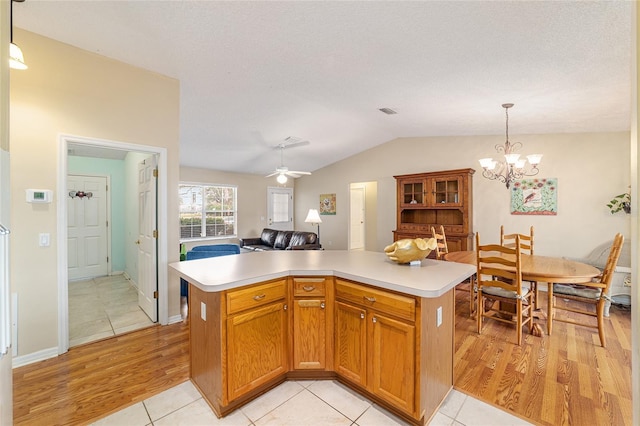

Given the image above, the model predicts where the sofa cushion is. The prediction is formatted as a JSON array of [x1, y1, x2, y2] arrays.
[[273, 231, 293, 249], [260, 228, 279, 247], [288, 231, 318, 248]]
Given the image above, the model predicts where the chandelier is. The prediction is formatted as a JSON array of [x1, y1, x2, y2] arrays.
[[479, 103, 542, 189]]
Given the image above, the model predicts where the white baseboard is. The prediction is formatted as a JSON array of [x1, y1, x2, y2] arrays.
[[168, 314, 183, 325], [12, 346, 58, 368]]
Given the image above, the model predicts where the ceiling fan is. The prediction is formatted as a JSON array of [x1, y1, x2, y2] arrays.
[[265, 137, 311, 183]]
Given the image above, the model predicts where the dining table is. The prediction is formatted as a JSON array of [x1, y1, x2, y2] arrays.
[[443, 250, 601, 335]]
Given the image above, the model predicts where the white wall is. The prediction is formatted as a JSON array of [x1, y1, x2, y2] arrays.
[[295, 132, 631, 259]]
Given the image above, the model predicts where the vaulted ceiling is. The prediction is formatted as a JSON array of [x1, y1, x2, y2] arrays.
[[14, 1, 632, 176]]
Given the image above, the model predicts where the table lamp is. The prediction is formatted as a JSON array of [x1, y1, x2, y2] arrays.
[[304, 208, 322, 243]]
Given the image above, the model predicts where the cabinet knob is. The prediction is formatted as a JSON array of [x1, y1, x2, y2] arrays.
[[303, 286, 316, 292], [372, 317, 377, 323], [284, 304, 288, 311], [360, 312, 365, 320], [320, 302, 325, 309], [253, 294, 266, 301]]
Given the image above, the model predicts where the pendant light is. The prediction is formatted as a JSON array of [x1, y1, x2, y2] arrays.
[[9, 0, 27, 70]]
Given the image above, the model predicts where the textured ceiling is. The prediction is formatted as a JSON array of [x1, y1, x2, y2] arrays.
[[13, 1, 633, 176]]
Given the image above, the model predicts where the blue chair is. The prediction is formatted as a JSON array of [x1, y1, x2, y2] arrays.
[[190, 244, 240, 253], [180, 246, 240, 297]]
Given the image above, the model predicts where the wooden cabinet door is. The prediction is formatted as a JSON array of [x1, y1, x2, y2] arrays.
[[293, 299, 326, 370], [369, 312, 415, 414], [334, 301, 367, 386], [227, 301, 288, 401]]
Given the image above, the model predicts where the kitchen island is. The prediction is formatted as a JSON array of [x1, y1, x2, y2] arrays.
[[170, 250, 474, 425]]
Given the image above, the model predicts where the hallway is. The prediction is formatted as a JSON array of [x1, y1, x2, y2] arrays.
[[69, 274, 154, 347]]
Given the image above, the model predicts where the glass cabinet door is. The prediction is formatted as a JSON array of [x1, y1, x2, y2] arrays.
[[402, 180, 425, 206], [432, 177, 461, 205]]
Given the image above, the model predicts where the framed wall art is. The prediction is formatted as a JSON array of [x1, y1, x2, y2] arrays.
[[510, 178, 557, 215], [319, 193, 336, 215]]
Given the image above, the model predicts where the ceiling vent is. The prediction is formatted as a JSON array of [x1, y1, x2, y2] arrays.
[[379, 108, 397, 115]]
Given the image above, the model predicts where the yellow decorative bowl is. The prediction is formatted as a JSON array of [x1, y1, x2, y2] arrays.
[[384, 238, 437, 264]]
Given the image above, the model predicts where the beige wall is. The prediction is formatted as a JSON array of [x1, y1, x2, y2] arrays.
[[9, 29, 180, 357], [295, 132, 631, 258], [179, 166, 296, 250]]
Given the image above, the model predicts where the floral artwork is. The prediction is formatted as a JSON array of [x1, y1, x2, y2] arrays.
[[319, 193, 336, 215], [510, 178, 557, 215]]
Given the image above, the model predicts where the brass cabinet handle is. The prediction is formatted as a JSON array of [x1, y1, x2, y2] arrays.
[[284, 304, 288, 311], [372, 317, 377, 323], [363, 296, 376, 303], [253, 294, 266, 301], [303, 286, 316, 292], [360, 312, 365, 319], [320, 302, 325, 309]]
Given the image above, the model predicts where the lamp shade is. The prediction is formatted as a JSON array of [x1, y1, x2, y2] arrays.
[[9, 43, 27, 70], [304, 209, 322, 224], [276, 174, 287, 184]]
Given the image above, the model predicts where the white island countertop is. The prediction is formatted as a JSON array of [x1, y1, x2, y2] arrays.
[[169, 250, 475, 298]]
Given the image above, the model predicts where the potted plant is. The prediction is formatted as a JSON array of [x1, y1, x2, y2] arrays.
[[607, 191, 631, 214]]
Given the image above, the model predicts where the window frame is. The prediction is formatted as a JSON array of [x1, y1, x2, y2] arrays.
[[179, 182, 238, 242]]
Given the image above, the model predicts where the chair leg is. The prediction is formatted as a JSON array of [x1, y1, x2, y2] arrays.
[[596, 300, 606, 347], [516, 299, 522, 346], [547, 284, 554, 336], [477, 293, 483, 334], [469, 275, 476, 317]]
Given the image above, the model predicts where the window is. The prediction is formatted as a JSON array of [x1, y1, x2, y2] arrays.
[[179, 183, 237, 240]]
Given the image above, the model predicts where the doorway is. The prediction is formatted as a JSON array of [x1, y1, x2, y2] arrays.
[[267, 186, 294, 231], [58, 135, 168, 354], [349, 181, 378, 251]]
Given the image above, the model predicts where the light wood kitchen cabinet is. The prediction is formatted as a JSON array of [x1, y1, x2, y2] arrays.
[[227, 299, 288, 400], [394, 168, 474, 252], [334, 279, 417, 415], [291, 277, 333, 370], [187, 270, 455, 425]]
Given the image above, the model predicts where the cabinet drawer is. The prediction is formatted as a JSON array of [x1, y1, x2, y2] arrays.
[[443, 225, 463, 234], [292, 277, 327, 297], [335, 279, 415, 322], [226, 279, 287, 315]]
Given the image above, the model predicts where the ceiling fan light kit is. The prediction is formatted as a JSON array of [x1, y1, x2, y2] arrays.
[[266, 138, 312, 183]]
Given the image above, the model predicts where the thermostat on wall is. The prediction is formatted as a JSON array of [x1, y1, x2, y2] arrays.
[[26, 189, 53, 203]]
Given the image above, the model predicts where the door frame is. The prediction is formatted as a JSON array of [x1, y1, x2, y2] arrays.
[[57, 134, 168, 354]]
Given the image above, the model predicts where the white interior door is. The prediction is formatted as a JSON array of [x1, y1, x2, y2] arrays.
[[67, 175, 108, 280], [349, 186, 365, 250], [267, 187, 293, 231], [137, 156, 157, 321]]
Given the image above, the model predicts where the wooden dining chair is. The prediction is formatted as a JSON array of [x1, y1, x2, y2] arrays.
[[550, 233, 624, 347], [476, 233, 534, 345], [500, 225, 538, 309], [431, 225, 449, 260]]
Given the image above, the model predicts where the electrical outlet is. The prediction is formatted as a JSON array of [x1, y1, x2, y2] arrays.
[[436, 306, 442, 327], [200, 302, 206, 321]]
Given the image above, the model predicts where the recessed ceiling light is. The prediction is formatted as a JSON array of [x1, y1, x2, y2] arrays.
[[379, 108, 397, 115]]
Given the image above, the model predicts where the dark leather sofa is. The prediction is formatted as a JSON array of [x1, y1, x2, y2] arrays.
[[239, 228, 321, 251]]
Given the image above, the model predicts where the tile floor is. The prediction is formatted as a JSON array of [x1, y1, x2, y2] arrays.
[[92, 379, 532, 426], [69, 274, 155, 347]]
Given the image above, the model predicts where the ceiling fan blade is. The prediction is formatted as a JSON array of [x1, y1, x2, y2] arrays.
[[286, 171, 311, 177], [265, 171, 279, 178], [275, 138, 310, 150]]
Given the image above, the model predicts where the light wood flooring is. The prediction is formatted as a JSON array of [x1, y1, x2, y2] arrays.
[[13, 322, 189, 425], [454, 283, 633, 425], [12, 286, 632, 425]]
